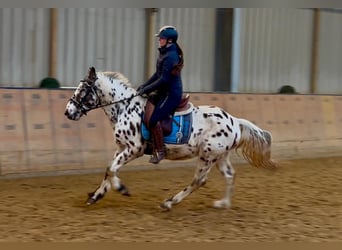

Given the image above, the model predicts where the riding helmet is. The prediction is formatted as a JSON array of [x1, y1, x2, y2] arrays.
[[155, 25, 178, 43]]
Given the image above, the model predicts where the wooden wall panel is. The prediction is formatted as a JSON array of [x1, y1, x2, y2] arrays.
[[49, 89, 82, 169], [78, 109, 108, 169], [0, 90, 28, 174], [189, 93, 225, 109], [0, 89, 341, 177], [321, 96, 338, 139], [304, 95, 325, 141], [257, 95, 280, 141], [273, 95, 298, 142], [333, 96, 342, 139], [223, 94, 250, 118], [23, 90, 55, 170]]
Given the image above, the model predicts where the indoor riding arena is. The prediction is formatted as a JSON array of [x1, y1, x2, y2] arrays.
[[0, 90, 341, 242]]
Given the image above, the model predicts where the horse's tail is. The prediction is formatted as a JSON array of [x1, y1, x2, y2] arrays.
[[236, 118, 277, 169]]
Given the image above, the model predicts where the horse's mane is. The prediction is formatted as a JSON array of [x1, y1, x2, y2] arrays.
[[100, 71, 131, 86]]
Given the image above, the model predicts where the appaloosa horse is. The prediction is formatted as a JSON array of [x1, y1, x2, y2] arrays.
[[64, 67, 276, 210]]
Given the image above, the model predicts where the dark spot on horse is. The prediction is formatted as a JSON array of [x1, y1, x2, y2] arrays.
[[226, 124, 232, 133], [230, 117, 234, 126], [117, 184, 127, 194], [211, 134, 216, 138], [203, 114, 208, 118], [221, 110, 229, 119], [117, 156, 122, 165], [123, 153, 128, 161], [96, 192, 105, 201], [214, 113, 223, 119], [216, 132, 222, 137], [130, 122, 136, 136]]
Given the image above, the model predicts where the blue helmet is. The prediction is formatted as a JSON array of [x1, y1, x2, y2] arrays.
[[155, 25, 178, 42]]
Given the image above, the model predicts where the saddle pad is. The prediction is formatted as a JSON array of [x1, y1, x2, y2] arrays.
[[141, 113, 192, 144]]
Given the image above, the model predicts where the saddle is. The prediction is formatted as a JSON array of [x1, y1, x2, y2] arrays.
[[143, 94, 192, 136]]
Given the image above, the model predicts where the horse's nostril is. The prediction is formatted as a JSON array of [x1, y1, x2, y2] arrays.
[[64, 110, 68, 116]]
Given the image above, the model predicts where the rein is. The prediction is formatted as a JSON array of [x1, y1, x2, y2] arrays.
[[87, 93, 140, 111]]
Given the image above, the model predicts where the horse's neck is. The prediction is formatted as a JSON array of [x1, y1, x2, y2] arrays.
[[97, 74, 145, 124], [98, 75, 134, 103]]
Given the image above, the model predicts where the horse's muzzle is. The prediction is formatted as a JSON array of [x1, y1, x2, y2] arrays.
[[64, 110, 75, 120]]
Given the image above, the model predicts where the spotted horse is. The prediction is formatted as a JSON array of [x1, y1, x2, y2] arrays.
[[64, 67, 277, 211]]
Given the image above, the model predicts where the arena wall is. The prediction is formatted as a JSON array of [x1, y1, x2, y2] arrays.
[[0, 89, 341, 176]]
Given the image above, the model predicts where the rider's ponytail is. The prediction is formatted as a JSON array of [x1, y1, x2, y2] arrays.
[[171, 42, 184, 76]]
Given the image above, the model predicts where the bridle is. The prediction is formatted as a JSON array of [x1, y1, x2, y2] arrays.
[[69, 78, 140, 116]]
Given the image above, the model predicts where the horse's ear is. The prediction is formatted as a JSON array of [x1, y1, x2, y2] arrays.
[[87, 67, 97, 82]]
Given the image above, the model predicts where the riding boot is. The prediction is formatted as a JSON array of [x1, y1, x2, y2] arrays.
[[149, 121, 165, 164]]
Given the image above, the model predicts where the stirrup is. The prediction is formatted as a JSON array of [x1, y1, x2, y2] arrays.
[[149, 151, 165, 164]]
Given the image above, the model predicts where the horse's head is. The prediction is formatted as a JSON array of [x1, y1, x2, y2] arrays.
[[64, 67, 101, 120]]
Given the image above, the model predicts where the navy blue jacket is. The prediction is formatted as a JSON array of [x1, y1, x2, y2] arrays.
[[141, 43, 183, 100]]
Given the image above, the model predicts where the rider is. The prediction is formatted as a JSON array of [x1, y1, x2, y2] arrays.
[[137, 25, 184, 164]]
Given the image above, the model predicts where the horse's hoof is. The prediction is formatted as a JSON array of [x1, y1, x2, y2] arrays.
[[118, 184, 131, 196], [160, 201, 172, 211], [213, 200, 230, 209], [86, 198, 96, 205], [122, 191, 131, 197]]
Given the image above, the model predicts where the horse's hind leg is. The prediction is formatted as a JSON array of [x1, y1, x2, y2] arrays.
[[160, 157, 213, 210], [213, 153, 235, 209]]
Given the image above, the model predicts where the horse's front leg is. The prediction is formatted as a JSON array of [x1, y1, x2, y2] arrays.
[[86, 146, 142, 205]]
